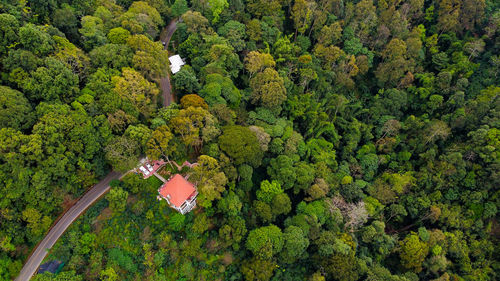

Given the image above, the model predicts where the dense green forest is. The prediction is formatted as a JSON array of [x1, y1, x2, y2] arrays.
[[0, 0, 499, 280]]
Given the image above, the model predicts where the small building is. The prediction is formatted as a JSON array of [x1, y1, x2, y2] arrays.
[[169, 55, 185, 74], [157, 174, 198, 214]]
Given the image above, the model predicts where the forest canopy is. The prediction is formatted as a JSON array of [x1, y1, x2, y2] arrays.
[[0, 0, 499, 280]]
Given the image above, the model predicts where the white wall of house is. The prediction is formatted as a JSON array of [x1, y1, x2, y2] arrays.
[[178, 196, 197, 214], [158, 191, 198, 215]]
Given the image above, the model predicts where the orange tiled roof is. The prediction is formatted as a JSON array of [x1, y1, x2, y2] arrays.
[[158, 174, 196, 207]]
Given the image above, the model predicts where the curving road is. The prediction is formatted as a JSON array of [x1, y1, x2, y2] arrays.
[[15, 171, 122, 281], [159, 18, 179, 107]]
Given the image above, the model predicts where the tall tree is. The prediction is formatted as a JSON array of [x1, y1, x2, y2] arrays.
[[0, 14, 19, 56], [191, 155, 228, 208], [0, 86, 33, 130], [126, 34, 169, 82], [244, 51, 276, 77], [250, 68, 287, 110], [375, 38, 413, 87], [399, 232, 429, 272], [146, 125, 175, 160], [218, 125, 264, 167], [246, 225, 284, 259], [105, 136, 140, 172], [120, 1, 163, 38], [112, 67, 160, 118], [437, 0, 461, 33], [291, 0, 316, 37]]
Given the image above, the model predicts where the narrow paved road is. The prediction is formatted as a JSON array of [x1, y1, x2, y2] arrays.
[[159, 19, 179, 107], [15, 171, 122, 281]]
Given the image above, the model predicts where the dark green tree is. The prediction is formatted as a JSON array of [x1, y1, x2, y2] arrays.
[[218, 125, 264, 167]]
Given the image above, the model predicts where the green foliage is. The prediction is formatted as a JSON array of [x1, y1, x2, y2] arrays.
[[256, 180, 283, 203], [89, 43, 133, 70], [218, 20, 247, 52], [294, 161, 315, 192], [1, 1, 499, 280], [106, 187, 129, 213], [108, 248, 137, 272], [359, 153, 379, 181], [107, 27, 131, 44], [192, 212, 210, 235], [208, 0, 229, 24], [250, 67, 287, 111], [172, 65, 201, 95], [21, 57, 79, 102], [267, 155, 296, 190], [203, 39, 243, 79], [271, 192, 291, 217], [280, 226, 309, 264], [171, 0, 189, 18], [217, 191, 242, 216], [120, 1, 163, 38], [79, 16, 107, 51], [254, 200, 272, 223], [146, 125, 174, 160], [219, 216, 247, 249], [399, 233, 429, 272], [105, 136, 140, 172], [306, 138, 337, 169], [32, 271, 83, 281], [19, 24, 54, 56], [124, 124, 151, 148], [246, 225, 283, 259], [218, 125, 263, 167], [168, 212, 186, 231], [318, 251, 359, 281], [0, 86, 33, 130], [126, 34, 169, 82], [240, 257, 276, 281], [192, 155, 228, 208], [200, 73, 241, 108], [112, 67, 160, 118], [0, 14, 19, 56], [100, 267, 118, 281], [0, 255, 14, 280]]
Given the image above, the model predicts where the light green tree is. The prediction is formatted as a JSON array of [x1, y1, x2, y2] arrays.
[[256, 180, 283, 203], [246, 225, 284, 259], [399, 232, 429, 272], [280, 226, 309, 264], [208, 0, 228, 23], [191, 155, 228, 208], [106, 187, 128, 213]]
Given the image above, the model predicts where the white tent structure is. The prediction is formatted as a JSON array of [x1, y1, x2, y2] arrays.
[[169, 55, 185, 74]]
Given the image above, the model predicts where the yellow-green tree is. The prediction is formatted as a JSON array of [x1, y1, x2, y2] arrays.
[[191, 155, 228, 208], [169, 106, 220, 152], [112, 67, 159, 118], [244, 51, 276, 77], [126, 34, 169, 82], [399, 232, 429, 272], [250, 68, 287, 110], [375, 38, 413, 87], [120, 1, 163, 38], [146, 125, 175, 160]]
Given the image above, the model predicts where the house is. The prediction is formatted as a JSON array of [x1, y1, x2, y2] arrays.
[[157, 174, 198, 214], [169, 55, 185, 74]]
